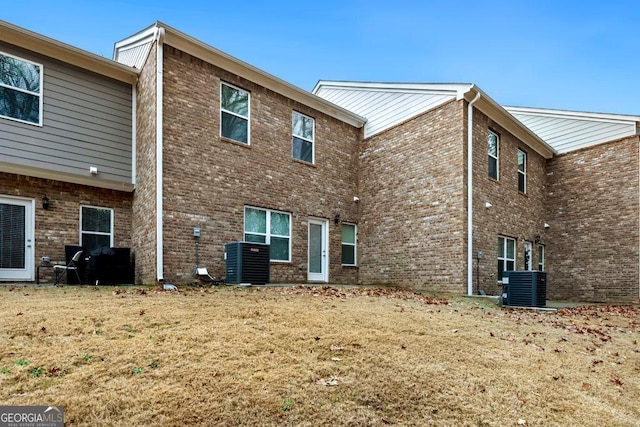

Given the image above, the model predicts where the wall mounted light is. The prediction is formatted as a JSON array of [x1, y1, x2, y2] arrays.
[[534, 235, 541, 245], [89, 166, 98, 175], [42, 195, 50, 210], [544, 223, 550, 229], [485, 202, 493, 208], [353, 196, 360, 203], [334, 213, 341, 224]]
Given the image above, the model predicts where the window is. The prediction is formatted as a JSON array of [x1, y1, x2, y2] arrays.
[[220, 82, 249, 144], [497, 236, 515, 280], [341, 223, 357, 266], [488, 130, 499, 180], [518, 149, 527, 193], [80, 206, 113, 252], [292, 111, 315, 163], [0, 52, 43, 125], [538, 245, 545, 271], [244, 207, 291, 262]]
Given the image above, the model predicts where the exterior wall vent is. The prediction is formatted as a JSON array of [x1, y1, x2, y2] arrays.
[[502, 271, 547, 307], [225, 242, 270, 285]]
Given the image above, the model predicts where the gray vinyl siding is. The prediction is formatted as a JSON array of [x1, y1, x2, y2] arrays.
[[0, 42, 133, 184]]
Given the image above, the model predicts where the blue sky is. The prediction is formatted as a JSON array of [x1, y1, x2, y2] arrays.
[[4, 0, 639, 115]]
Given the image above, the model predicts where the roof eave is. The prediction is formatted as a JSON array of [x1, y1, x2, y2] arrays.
[[464, 87, 557, 159], [157, 23, 366, 128], [0, 20, 138, 84]]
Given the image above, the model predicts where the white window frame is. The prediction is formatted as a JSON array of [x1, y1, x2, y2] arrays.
[[488, 130, 499, 180], [292, 111, 315, 164], [341, 223, 357, 266], [79, 205, 114, 249], [244, 206, 291, 262], [497, 236, 515, 281], [220, 81, 250, 145], [538, 244, 545, 271], [0, 51, 43, 126], [518, 149, 527, 193]]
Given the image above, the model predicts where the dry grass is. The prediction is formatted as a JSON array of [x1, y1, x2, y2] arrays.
[[0, 285, 639, 426]]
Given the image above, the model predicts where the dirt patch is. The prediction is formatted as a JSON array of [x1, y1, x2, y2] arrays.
[[0, 285, 638, 426]]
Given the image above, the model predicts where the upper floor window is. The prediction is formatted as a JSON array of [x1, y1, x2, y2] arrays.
[[220, 82, 249, 144], [292, 111, 315, 163], [341, 223, 357, 266], [488, 130, 499, 180], [0, 52, 43, 126], [518, 149, 527, 193], [497, 236, 515, 281], [538, 245, 545, 271], [244, 206, 291, 262], [80, 206, 114, 252]]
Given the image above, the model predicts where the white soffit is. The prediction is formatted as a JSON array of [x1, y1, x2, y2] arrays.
[[313, 81, 472, 138], [505, 106, 640, 154]]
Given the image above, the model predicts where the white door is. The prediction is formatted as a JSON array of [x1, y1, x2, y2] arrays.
[[524, 241, 532, 270], [308, 219, 328, 282], [0, 197, 34, 281]]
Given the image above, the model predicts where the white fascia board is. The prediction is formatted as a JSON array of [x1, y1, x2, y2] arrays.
[[0, 161, 134, 192], [155, 23, 366, 128], [0, 20, 138, 84], [505, 106, 640, 126], [464, 87, 557, 159], [313, 80, 473, 99]]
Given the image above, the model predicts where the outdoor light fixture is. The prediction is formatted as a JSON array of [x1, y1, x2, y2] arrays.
[[334, 213, 341, 224], [534, 235, 541, 245], [42, 195, 50, 210]]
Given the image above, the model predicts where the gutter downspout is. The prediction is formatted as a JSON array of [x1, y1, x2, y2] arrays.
[[155, 26, 165, 282], [467, 90, 481, 296]]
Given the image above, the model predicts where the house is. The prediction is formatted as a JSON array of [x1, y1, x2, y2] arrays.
[[1, 20, 638, 302], [0, 21, 137, 283]]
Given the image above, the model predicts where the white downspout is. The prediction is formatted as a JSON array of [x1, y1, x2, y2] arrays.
[[155, 26, 165, 282], [467, 90, 481, 296]]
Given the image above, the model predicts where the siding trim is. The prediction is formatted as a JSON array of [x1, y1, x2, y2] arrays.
[[0, 161, 134, 191]]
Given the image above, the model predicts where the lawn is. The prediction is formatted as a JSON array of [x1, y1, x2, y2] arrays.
[[0, 285, 638, 426]]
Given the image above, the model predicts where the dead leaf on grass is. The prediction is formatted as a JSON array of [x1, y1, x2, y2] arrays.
[[582, 383, 591, 390], [16, 312, 23, 316], [611, 376, 624, 387], [316, 376, 340, 386]]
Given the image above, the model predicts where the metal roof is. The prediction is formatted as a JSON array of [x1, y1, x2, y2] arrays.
[[314, 81, 557, 159]]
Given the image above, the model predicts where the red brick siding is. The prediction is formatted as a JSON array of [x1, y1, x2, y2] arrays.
[[160, 46, 361, 284], [546, 136, 639, 302], [469, 108, 548, 296], [132, 42, 158, 284], [358, 100, 466, 291], [0, 172, 132, 283]]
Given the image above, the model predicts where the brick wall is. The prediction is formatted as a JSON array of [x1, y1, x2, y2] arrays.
[[358, 100, 467, 291], [0, 172, 132, 283], [132, 41, 158, 284], [546, 136, 639, 302], [469, 108, 548, 296], [159, 46, 361, 284]]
